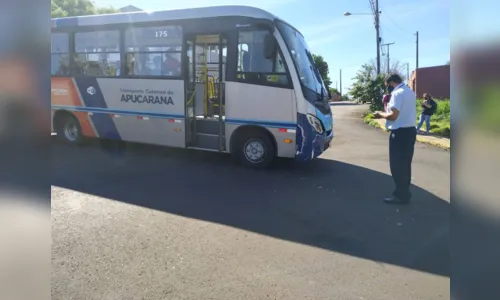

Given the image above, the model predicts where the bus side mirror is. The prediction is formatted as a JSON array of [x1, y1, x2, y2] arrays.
[[263, 34, 277, 59]]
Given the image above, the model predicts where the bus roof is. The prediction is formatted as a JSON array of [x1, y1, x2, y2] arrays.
[[51, 5, 279, 28]]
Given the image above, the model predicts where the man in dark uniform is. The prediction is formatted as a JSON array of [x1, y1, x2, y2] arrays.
[[374, 74, 417, 204]]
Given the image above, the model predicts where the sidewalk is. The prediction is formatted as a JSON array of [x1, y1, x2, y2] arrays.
[[371, 118, 450, 150]]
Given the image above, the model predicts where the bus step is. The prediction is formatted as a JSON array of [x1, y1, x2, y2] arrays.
[[194, 133, 224, 150], [196, 119, 222, 135]]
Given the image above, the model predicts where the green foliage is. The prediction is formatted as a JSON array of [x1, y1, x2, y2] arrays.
[[312, 54, 332, 90], [363, 113, 374, 123], [96, 6, 120, 14], [51, 0, 118, 18], [349, 63, 385, 112], [363, 113, 380, 127], [431, 125, 450, 137]]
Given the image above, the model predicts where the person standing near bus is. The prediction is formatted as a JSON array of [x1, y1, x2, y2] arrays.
[[373, 74, 417, 204], [416, 93, 436, 135]]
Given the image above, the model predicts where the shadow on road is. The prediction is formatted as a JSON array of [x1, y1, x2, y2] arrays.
[[51, 138, 449, 277]]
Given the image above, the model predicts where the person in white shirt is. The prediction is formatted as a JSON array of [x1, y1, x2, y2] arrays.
[[373, 74, 417, 204]]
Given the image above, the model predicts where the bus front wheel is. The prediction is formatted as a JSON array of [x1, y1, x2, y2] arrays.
[[235, 131, 275, 169]]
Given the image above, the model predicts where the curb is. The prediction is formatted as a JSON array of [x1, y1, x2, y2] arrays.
[[415, 136, 450, 150], [364, 117, 450, 151]]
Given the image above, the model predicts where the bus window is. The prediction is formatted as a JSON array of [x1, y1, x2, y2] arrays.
[[124, 26, 182, 77], [51, 33, 70, 76], [73, 30, 121, 77], [276, 21, 323, 96], [236, 30, 289, 87]]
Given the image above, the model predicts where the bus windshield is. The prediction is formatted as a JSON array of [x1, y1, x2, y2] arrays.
[[276, 20, 326, 99]]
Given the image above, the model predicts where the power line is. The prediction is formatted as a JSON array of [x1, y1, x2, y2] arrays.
[[380, 24, 414, 42], [368, 0, 376, 15], [382, 12, 413, 35], [415, 31, 419, 69], [379, 0, 432, 39]]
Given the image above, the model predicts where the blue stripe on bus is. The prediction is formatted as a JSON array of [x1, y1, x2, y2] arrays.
[[51, 105, 296, 129], [73, 77, 121, 140], [51, 105, 185, 119]]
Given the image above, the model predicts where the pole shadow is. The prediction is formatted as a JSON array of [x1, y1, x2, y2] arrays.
[[51, 138, 449, 277]]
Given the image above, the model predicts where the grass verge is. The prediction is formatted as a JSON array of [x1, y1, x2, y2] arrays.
[[363, 112, 450, 150], [363, 113, 386, 130]]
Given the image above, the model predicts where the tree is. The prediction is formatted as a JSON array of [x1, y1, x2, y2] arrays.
[[368, 58, 407, 80], [349, 63, 386, 112], [51, 0, 118, 18], [349, 58, 409, 111], [312, 54, 332, 90], [96, 6, 120, 14]]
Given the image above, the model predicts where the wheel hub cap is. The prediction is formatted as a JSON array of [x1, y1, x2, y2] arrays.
[[244, 140, 265, 163], [64, 123, 78, 142]]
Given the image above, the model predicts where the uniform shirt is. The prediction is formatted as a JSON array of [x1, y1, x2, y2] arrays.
[[385, 83, 416, 130]]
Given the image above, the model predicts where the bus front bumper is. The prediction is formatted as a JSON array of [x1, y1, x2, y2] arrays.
[[295, 127, 333, 162]]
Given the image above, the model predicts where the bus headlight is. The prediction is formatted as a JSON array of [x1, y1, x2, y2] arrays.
[[306, 114, 324, 134]]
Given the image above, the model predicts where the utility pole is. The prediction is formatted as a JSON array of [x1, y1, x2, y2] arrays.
[[375, 0, 381, 75], [381, 42, 395, 73], [406, 62, 409, 83], [415, 31, 419, 96], [415, 31, 419, 69], [343, 2, 380, 73], [339, 69, 342, 99]]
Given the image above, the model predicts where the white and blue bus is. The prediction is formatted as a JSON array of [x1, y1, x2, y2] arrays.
[[51, 5, 333, 168]]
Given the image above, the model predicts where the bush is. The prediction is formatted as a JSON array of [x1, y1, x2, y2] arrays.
[[349, 64, 385, 112], [363, 113, 383, 128], [431, 124, 450, 137], [435, 100, 450, 116], [429, 122, 441, 130], [369, 119, 380, 127], [364, 113, 374, 123]]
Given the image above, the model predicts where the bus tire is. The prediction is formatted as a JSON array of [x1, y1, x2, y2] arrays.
[[235, 131, 275, 169], [55, 113, 84, 145]]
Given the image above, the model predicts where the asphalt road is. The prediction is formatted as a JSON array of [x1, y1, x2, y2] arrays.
[[52, 102, 450, 300]]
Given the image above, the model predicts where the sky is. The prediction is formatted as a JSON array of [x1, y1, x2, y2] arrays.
[[93, 0, 450, 94]]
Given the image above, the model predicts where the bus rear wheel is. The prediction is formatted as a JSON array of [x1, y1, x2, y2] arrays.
[[235, 131, 275, 169], [56, 114, 84, 145]]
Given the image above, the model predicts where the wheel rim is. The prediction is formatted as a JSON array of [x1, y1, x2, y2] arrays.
[[63, 122, 79, 142], [244, 139, 266, 163]]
